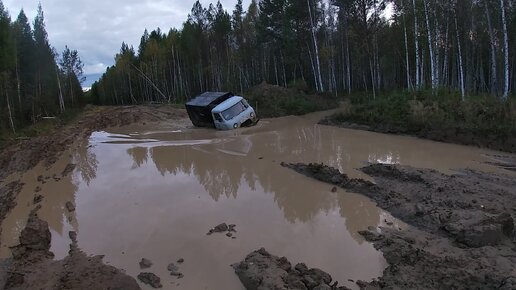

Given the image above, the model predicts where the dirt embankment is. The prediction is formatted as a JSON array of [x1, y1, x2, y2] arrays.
[[282, 162, 516, 289], [2, 206, 140, 290]]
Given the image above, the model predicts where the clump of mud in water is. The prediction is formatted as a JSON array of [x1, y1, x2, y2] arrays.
[[207, 223, 237, 238], [137, 272, 162, 288], [233, 248, 351, 290], [2, 206, 141, 290], [283, 162, 516, 289]]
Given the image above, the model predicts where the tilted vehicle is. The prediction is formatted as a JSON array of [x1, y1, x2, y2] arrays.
[[211, 96, 257, 130], [185, 92, 258, 130]]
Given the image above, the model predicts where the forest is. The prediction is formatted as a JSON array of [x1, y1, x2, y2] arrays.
[[90, 0, 515, 105], [0, 2, 84, 137]]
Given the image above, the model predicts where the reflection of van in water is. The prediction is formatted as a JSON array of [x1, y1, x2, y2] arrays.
[[212, 96, 258, 130]]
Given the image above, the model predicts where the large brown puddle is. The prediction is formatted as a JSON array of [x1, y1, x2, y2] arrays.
[[1, 110, 514, 289]]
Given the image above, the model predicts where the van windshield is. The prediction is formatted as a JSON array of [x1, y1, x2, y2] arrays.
[[222, 101, 246, 120]]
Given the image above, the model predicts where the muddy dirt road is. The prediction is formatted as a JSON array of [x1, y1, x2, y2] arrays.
[[0, 105, 515, 289]]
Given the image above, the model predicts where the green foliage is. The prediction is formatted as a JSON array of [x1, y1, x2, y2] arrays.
[[331, 91, 516, 145], [0, 2, 85, 137], [246, 83, 338, 118]]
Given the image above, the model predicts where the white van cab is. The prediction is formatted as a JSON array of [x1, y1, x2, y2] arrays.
[[211, 96, 258, 130]]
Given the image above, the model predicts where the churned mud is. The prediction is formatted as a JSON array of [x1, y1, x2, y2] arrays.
[[284, 162, 516, 289], [2, 206, 140, 290], [233, 248, 350, 290]]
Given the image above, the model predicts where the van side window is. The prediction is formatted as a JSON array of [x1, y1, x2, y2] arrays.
[[214, 113, 223, 122]]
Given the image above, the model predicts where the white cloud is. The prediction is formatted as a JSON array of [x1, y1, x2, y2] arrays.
[[3, 0, 250, 80], [84, 63, 108, 75]]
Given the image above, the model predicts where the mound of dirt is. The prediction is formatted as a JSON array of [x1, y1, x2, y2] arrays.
[[283, 162, 516, 289], [2, 207, 141, 290], [233, 248, 349, 290]]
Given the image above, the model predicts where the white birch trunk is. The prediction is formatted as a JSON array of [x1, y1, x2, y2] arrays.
[[307, 43, 319, 91], [402, 0, 412, 89], [6, 89, 16, 134], [413, 0, 421, 89], [345, 17, 351, 94], [500, 0, 510, 100], [484, 1, 498, 97], [56, 67, 65, 112], [455, 13, 465, 100], [307, 0, 324, 92], [424, 0, 437, 90]]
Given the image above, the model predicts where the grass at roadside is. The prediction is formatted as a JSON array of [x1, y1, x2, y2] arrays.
[[246, 82, 339, 118], [323, 90, 516, 152]]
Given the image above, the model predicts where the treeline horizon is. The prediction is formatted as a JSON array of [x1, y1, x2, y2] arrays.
[[0, 1, 85, 135], [91, 0, 515, 105]]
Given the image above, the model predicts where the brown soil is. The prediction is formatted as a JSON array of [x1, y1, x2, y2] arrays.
[[2, 206, 140, 290], [0, 105, 186, 290], [233, 248, 349, 290], [283, 162, 516, 289]]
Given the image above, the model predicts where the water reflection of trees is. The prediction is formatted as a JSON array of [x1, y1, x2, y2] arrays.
[[74, 141, 99, 186], [122, 125, 406, 237], [45, 141, 98, 237]]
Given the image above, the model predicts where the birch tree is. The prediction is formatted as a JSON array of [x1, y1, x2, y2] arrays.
[[500, 0, 510, 100]]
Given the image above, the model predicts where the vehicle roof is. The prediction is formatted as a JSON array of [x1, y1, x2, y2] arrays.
[[186, 92, 233, 107], [212, 96, 244, 113]]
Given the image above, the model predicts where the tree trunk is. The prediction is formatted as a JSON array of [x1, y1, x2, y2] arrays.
[[307, 43, 319, 91], [500, 0, 509, 100], [307, 0, 324, 92], [344, 14, 352, 94], [6, 89, 16, 134], [484, 1, 498, 97], [15, 51, 22, 111], [424, 0, 437, 90], [56, 67, 65, 112], [402, 0, 412, 89], [413, 0, 421, 89], [455, 12, 465, 100]]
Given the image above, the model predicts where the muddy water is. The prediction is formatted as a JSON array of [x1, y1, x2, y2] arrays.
[[2, 110, 515, 290]]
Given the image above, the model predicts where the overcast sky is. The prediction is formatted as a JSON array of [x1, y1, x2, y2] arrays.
[[3, 0, 250, 77]]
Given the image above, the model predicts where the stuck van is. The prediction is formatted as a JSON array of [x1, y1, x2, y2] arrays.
[[211, 96, 258, 130], [185, 92, 258, 130]]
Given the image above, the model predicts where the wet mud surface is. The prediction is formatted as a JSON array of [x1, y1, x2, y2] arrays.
[[1, 105, 516, 289], [2, 206, 140, 290], [285, 162, 516, 289], [233, 248, 350, 290]]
